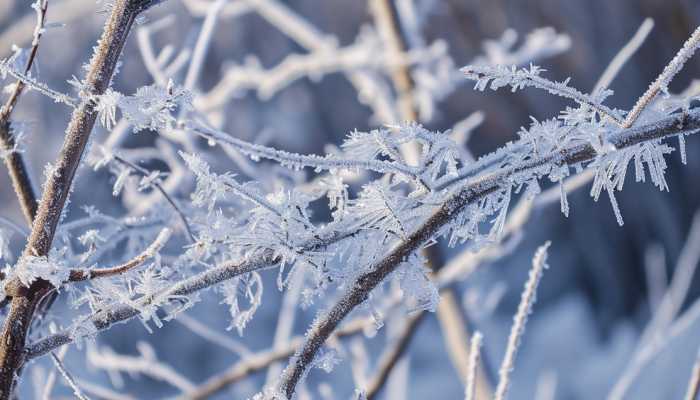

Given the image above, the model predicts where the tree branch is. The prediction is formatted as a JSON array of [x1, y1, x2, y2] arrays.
[[276, 109, 700, 399], [23, 110, 700, 380], [67, 228, 171, 282], [0, 1, 158, 396]]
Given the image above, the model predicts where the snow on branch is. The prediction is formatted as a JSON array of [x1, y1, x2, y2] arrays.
[[461, 64, 625, 125]]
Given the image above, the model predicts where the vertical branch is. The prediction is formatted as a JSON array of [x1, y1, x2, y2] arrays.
[[0, 1, 151, 397], [369, 0, 417, 122], [0, 0, 49, 225]]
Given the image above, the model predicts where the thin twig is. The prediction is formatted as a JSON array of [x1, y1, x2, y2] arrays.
[[67, 228, 171, 282], [0, 0, 48, 225], [494, 242, 550, 400], [112, 154, 196, 242], [365, 312, 425, 399], [465, 331, 483, 400], [623, 25, 700, 128], [685, 348, 700, 400], [50, 352, 91, 400]]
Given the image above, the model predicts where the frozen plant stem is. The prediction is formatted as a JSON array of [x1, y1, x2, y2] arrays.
[[494, 242, 550, 400], [369, 0, 416, 122], [623, 26, 700, 128], [0, 0, 49, 225], [0, 1, 158, 397]]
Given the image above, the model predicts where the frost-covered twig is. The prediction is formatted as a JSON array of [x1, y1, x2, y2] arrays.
[[624, 26, 700, 128], [464, 331, 483, 400], [185, 120, 423, 180], [110, 154, 196, 242], [462, 64, 624, 126], [494, 242, 550, 400], [68, 228, 171, 282], [0, 0, 48, 225], [50, 352, 91, 400]]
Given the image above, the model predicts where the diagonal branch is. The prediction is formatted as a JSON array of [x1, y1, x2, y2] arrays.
[[276, 109, 700, 398]]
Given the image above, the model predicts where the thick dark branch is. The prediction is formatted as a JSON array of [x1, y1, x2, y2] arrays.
[[276, 109, 700, 398], [0, 0, 49, 225], [0, 1, 152, 396]]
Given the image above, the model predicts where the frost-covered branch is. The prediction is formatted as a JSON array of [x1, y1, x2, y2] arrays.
[[461, 64, 625, 125], [0, 0, 48, 225], [494, 242, 550, 400], [19, 107, 700, 390], [67, 228, 171, 282], [50, 352, 91, 400], [0, 0, 162, 396], [276, 109, 700, 399], [624, 26, 700, 128]]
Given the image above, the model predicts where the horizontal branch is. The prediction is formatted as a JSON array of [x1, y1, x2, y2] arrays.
[[185, 120, 423, 179]]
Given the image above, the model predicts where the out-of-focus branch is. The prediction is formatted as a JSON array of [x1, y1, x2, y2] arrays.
[[365, 312, 424, 399], [0, 0, 48, 225], [178, 316, 374, 400], [87, 342, 195, 393], [686, 349, 700, 400]]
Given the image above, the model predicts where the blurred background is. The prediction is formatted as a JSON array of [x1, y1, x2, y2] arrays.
[[2, 0, 700, 399]]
